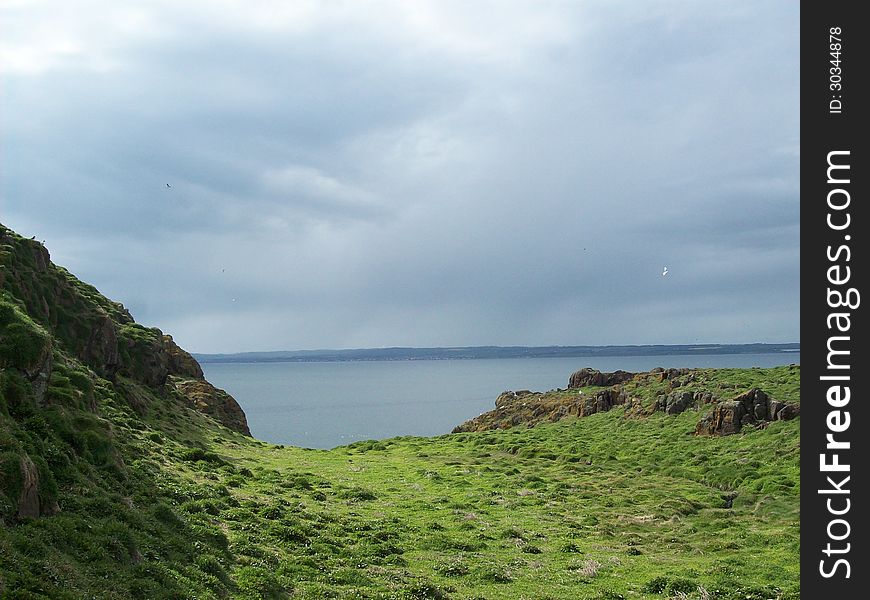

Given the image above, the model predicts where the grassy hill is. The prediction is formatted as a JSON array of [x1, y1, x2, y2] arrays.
[[0, 224, 799, 599]]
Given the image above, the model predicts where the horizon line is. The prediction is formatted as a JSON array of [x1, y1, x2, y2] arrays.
[[192, 341, 801, 357]]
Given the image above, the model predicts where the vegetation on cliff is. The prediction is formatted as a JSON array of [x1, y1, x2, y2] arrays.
[[0, 223, 799, 599]]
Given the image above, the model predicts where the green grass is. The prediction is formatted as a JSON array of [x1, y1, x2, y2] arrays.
[[0, 222, 799, 599], [1, 363, 800, 599]]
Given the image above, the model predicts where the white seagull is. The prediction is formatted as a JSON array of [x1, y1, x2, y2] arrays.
[[662, 266, 669, 277]]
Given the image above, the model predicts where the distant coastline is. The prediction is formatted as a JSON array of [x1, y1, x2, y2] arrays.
[[193, 343, 800, 364]]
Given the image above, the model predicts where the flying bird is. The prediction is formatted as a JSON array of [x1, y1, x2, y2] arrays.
[[166, 183, 172, 189], [662, 266, 669, 277]]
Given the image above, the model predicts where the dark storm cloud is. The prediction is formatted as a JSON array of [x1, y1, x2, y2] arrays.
[[1, 1, 799, 352]]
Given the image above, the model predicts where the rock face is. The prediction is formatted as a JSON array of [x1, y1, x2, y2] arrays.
[[83, 314, 120, 379], [170, 377, 252, 436], [117, 331, 206, 389], [18, 455, 41, 519], [654, 390, 718, 415], [694, 388, 800, 436], [568, 368, 634, 388], [163, 335, 204, 379]]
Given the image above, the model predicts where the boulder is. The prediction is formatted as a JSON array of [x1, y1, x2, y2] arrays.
[[768, 400, 784, 419], [666, 391, 694, 414], [568, 368, 634, 388], [778, 403, 801, 420], [695, 400, 746, 435]]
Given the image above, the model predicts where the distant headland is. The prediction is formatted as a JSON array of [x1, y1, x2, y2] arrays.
[[193, 342, 800, 363]]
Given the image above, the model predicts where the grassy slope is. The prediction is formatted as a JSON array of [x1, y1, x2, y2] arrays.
[[1, 227, 799, 600], [2, 368, 800, 600]]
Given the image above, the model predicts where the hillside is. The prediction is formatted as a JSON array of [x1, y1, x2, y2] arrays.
[[1, 223, 799, 599]]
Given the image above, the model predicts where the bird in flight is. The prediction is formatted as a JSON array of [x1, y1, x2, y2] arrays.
[[166, 183, 172, 189], [662, 266, 669, 277]]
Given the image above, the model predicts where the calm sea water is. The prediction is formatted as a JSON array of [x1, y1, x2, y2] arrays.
[[201, 353, 799, 449]]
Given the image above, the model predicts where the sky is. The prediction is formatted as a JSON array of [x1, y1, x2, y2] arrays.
[[1, 0, 799, 353]]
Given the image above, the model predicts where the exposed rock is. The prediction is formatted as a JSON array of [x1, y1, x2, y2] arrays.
[[17, 332, 54, 407], [457, 371, 800, 436], [695, 388, 799, 436], [454, 386, 632, 432], [695, 400, 746, 436], [568, 368, 634, 388], [119, 330, 170, 388], [170, 376, 252, 436], [29, 347, 53, 407], [580, 388, 626, 416], [18, 455, 41, 519], [650, 367, 692, 382], [163, 335, 204, 379], [665, 391, 694, 415], [118, 331, 206, 390], [768, 400, 784, 420], [28, 238, 51, 272], [83, 313, 120, 379], [654, 390, 718, 415], [777, 403, 801, 420]]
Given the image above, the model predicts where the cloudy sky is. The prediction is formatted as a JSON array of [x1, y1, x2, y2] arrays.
[[1, 0, 799, 353]]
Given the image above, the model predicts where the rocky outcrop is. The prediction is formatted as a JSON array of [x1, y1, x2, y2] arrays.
[[649, 367, 693, 382], [694, 388, 800, 436], [453, 387, 632, 432], [568, 368, 634, 388], [454, 370, 800, 435], [17, 455, 41, 519], [170, 376, 252, 436], [654, 389, 718, 415], [579, 388, 627, 416], [82, 313, 120, 379], [117, 330, 206, 390], [163, 335, 204, 379], [120, 332, 170, 388], [11, 454, 59, 520], [28, 346, 53, 407]]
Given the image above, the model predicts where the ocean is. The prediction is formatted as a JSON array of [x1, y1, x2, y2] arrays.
[[201, 352, 799, 449]]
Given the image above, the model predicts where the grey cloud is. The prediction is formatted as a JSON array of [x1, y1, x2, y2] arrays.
[[1, 0, 799, 352]]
